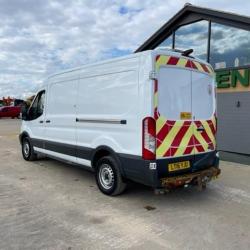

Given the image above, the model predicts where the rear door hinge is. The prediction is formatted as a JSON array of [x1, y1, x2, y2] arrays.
[[149, 70, 157, 80]]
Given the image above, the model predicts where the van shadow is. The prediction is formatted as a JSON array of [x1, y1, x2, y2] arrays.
[[34, 157, 222, 208], [118, 178, 222, 210]]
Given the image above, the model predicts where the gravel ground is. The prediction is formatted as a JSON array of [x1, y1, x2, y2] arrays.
[[0, 119, 250, 250]]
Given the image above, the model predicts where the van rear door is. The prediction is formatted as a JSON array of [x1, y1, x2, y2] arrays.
[[192, 69, 216, 155], [155, 54, 215, 161], [156, 65, 193, 158]]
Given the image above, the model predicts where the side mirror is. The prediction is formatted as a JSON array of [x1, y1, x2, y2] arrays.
[[21, 104, 29, 121]]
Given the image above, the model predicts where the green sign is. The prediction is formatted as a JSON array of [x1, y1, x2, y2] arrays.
[[216, 68, 250, 89]]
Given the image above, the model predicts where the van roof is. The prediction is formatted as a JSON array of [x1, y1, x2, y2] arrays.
[[47, 49, 211, 80], [47, 50, 150, 80]]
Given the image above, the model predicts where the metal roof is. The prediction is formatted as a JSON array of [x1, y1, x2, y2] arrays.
[[135, 3, 250, 52]]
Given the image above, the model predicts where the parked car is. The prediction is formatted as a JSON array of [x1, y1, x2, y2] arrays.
[[19, 48, 220, 196], [0, 106, 21, 119]]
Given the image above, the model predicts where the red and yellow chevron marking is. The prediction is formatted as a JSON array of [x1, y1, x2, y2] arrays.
[[154, 54, 216, 158], [155, 55, 214, 75], [156, 116, 216, 158]]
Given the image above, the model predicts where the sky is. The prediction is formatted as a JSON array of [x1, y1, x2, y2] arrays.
[[0, 0, 250, 99]]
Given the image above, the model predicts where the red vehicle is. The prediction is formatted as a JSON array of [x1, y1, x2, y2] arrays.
[[0, 106, 21, 119]]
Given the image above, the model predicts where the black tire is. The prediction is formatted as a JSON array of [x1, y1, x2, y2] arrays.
[[22, 137, 37, 161], [95, 156, 127, 196]]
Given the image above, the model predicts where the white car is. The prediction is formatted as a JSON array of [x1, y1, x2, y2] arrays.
[[19, 49, 220, 195]]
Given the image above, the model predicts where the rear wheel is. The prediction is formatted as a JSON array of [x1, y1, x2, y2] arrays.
[[95, 156, 127, 196], [22, 137, 37, 161]]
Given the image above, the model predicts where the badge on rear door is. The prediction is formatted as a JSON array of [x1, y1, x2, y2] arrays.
[[180, 112, 192, 120]]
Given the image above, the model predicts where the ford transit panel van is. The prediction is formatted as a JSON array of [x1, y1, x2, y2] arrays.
[[20, 49, 220, 195]]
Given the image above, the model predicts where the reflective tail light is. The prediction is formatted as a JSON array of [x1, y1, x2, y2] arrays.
[[142, 117, 156, 160]]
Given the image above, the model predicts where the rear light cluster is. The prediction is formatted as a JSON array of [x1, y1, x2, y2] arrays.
[[142, 117, 156, 160]]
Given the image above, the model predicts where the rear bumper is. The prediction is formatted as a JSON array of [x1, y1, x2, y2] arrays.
[[118, 151, 220, 188], [160, 166, 220, 189]]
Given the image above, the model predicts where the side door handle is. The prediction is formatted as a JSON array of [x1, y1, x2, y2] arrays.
[[39, 120, 44, 124], [45, 120, 51, 123]]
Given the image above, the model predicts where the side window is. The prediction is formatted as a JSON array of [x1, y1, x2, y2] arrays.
[[29, 91, 45, 120], [37, 92, 45, 117]]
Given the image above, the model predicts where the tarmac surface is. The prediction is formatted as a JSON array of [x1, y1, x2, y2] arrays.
[[0, 119, 250, 250]]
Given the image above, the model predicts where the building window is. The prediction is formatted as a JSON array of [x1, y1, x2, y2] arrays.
[[175, 20, 209, 61], [157, 35, 173, 49], [210, 23, 250, 69]]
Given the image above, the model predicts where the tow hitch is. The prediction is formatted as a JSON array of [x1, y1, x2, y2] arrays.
[[160, 166, 221, 192]]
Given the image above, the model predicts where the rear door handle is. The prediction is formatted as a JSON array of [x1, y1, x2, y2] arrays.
[[39, 120, 43, 124], [197, 126, 204, 132], [45, 120, 51, 123]]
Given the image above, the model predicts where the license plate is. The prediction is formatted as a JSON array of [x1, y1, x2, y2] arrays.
[[168, 161, 190, 172]]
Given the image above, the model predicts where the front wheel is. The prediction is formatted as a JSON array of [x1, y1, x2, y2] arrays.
[[95, 156, 127, 196], [22, 137, 37, 161]]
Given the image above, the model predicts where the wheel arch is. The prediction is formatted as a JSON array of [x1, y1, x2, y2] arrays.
[[19, 131, 30, 144], [91, 146, 125, 177]]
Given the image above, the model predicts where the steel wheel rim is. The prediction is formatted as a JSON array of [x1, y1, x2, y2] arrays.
[[99, 164, 114, 190], [23, 141, 30, 157]]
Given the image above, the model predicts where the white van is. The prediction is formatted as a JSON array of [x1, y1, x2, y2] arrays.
[[20, 49, 220, 195]]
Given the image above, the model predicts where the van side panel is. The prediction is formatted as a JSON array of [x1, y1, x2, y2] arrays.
[[76, 57, 141, 160]]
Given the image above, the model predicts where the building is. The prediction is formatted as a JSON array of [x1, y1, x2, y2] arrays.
[[136, 4, 250, 163]]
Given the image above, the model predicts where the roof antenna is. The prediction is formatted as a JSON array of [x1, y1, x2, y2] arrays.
[[181, 49, 193, 56]]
